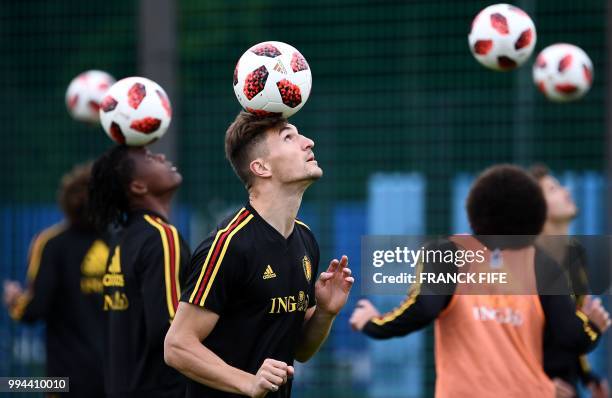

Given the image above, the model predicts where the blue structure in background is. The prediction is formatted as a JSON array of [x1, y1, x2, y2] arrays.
[[0, 205, 62, 378], [366, 173, 426, 398], [331, 203, 369, 390], [330, 203, 367, 352], [560, 172, 606, 235], [451, 171, 609, 383], [450, 173, 472, 234], [451, 172, 607, 236]]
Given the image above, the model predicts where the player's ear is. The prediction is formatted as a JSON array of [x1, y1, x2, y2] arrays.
[[249, 158, 272, 179], [129, 179, 148, 196]]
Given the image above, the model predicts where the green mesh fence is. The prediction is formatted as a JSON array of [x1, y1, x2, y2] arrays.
[[0, 1, 136, 204], [0, 0, 609, 397], [179, 0, 606, 233]]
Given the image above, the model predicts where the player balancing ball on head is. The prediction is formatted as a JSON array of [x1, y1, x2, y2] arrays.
[[99, 76, 172, 146], [233, 41, 312, 117]]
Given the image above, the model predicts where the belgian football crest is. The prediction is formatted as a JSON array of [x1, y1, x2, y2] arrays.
[[302, 255, 312, 282]]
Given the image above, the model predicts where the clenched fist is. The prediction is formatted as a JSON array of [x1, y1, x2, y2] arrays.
[[250, 358, 294, 398]]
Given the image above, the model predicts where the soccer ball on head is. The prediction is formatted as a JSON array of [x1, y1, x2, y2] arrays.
[[532, 43, 594, 102], [468, 3, 536, 71], [99, 77, 172, 146], [65, 70, 115, 122], [233, 41, 312, 118]]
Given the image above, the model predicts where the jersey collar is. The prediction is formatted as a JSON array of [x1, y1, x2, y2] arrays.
[[245, 202, 297, 243], [128, 208, 169, 224]]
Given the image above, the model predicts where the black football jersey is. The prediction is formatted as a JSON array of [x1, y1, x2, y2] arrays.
[[10, 223, 108, 397], [181, 204, 319, 398], [542, 239, 597, 391], [103, 210, 189, 398]]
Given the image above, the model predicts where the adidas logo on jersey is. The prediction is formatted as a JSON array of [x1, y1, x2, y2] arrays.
[[263, 265, 277, 280]]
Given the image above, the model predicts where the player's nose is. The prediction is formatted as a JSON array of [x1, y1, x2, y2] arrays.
[[302, 135, 315, 150]]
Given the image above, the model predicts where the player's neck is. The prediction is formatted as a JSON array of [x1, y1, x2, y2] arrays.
[[542, 219, 570, 236], [130, 193, 174, 222], [249, 185, 304, 239]]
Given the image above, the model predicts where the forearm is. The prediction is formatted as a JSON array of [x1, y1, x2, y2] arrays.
[[165, 333, 254, 395], [362, 311, 424, 339], [363, 294, 449, 339], [295, 307, 335, 362]]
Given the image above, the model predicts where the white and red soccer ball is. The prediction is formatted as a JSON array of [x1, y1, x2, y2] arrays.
[[533, 43, 593, 102], [468, 4, 536, 71], [99, 77, 172, 146], [65, 70, 115, 122], [233, 41, 312, 118]]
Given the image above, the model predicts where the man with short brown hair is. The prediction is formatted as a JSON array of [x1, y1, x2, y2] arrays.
[[224, 111, 288, 188], [165, 111, 354, 398]]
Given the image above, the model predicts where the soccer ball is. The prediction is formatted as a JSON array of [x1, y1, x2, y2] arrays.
[[65, 70, 115, 122], [468, 3, 536, 71], [233, 41, 312, 118], [99, 77, 172, 146], [532, 43, 594, 102]]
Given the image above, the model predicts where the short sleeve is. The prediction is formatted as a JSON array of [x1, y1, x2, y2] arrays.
[[181, 232, 244, 315]]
